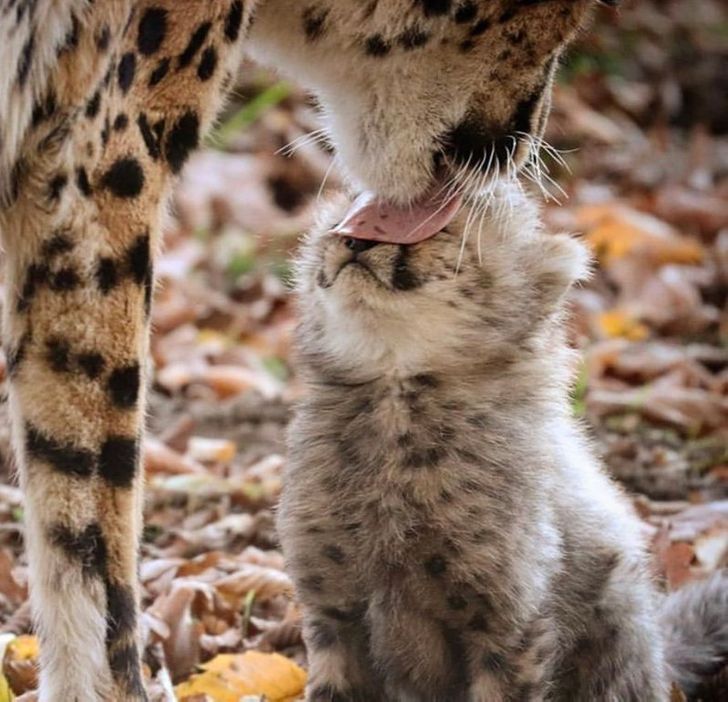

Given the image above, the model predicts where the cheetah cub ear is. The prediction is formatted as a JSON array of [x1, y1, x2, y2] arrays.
[[533, 233, 592, 309]]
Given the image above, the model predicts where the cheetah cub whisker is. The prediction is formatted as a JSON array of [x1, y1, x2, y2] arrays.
[[281, 186, 728, 702]]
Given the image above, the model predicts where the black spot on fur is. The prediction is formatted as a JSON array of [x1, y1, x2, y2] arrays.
[[101, 158, 145, 198], [137, 114, 160, 159], [499, 8, 518, 24], [105, 581, 144, 695], [98, 436, 138, 487], [114, 113, 129, 131], [46, 337, 71, 372], [303, 6, 329, 41], [117, 52, 136, 94], [5, 158, 25, 207], [392, 247, 421, 290], [164, 111, 199, 173], [96, 24, 111, 51], [447, 594, 468, 610], [105, 581, 137, 641], [178, 22, 211, 68], [137, 7, 167, 55], [483, 651, 508, 672], [224, 1, 244, 42], [17, 263, 48, 312], [17, 32, 34, 87], [404, 445, 447, 469], [78, 353, 106, 380], [469, 612, 489, 631], [197, 46, 217, 81], [107, 364, 141, 409], [143, 264, 154, 317], [101, 118, 111, 147], [107, 643, 145, 699], [42, 232, 73, 257], [148, 57, 170, 86], [6, 335, 28, 378], [418, 0, 451, 16], [48, 173, 68, 200], [425, 554, 447, 576], [85, 90, 101, 118], [127, 234, 151, 285], [60, 14, 80, 52], [322, 544, 345, 564], [49, 523, 107, 577], [412, 373, 439, 388], [31, 91, 56, 126], [49, 267, 80, 291], [365, 34, 391, 57], [469, 18, 491, 36], [26, 425, 94, 477], [399, 27, 430, 50], [96, 258, 119, 294], [455, 1, 477, 23], [76, 166, 92, 196]]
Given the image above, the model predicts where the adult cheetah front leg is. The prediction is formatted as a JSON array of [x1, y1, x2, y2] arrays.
[[0, 1, 252, 699]]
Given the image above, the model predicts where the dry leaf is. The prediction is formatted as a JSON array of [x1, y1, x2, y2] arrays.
[[175, 651, 305, 702], [187, 438, 237, 464], [596, 310, 649, 341], [2, 636, 38, 696], [577, 203, 704, 266]]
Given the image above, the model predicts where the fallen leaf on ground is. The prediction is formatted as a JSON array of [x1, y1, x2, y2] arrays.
[[175, 651, 306, 702], [2, 636, 38, 696]]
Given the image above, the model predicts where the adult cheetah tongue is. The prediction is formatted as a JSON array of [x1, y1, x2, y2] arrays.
[[332, 185, 462, 245]]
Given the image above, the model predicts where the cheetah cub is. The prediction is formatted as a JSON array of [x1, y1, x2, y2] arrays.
[[280, 188, 727, 702]]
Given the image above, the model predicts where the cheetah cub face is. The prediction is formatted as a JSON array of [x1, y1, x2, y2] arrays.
[[294, 190, 590, 382]]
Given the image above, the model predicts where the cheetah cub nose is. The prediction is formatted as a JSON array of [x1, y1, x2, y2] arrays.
[[343, 237, 379, 254]]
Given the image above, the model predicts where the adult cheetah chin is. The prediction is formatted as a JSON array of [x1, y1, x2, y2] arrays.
[[0, 1, 621, 700]]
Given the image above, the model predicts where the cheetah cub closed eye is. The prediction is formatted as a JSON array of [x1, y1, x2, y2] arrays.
[[280, 187, 727, 702]]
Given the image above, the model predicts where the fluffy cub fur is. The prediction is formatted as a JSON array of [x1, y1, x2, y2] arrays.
[[281, 189, 727, 701]]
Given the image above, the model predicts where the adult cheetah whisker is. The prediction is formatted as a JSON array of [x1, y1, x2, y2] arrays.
[[278, 127, 331, 156], [455, 153, 489, 272], [476, 149, 497, 264]]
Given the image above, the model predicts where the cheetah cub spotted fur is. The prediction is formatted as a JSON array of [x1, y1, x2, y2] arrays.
[[282, 189, 728, 701]]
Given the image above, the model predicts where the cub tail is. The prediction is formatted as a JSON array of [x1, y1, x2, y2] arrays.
[[661, 569, 728, 697]]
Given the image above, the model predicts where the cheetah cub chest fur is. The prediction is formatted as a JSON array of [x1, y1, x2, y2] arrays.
[[281, 189, 673, 702]]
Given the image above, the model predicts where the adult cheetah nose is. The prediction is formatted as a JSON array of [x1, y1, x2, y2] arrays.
[[343, 237, 379, 254]]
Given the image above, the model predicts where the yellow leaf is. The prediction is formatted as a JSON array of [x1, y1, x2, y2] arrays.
[[4, 638, 37, 663], [597, 310, 649, 341], [577, 204, 704, 265], [176, 651, 306, 702], [3, 635, 38, 696], [0, 672, 14, 702]]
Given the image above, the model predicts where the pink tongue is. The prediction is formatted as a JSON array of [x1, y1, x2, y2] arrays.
[[332, 187, 462, 245]]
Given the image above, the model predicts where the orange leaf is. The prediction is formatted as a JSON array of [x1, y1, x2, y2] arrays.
[[577, 204, 704, 266], [176, 651, 306, 702], [3, 636, 38, 696], [596, 310, 649, 341]]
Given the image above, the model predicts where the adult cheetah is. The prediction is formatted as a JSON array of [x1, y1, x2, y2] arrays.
[[0, 1, 631, 700]]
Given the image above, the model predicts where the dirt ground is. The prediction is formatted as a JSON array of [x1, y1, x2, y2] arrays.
[[0, 1, 725, 700]]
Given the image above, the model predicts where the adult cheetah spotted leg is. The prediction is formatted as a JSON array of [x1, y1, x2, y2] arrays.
[[0, 1, 253, 699]]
